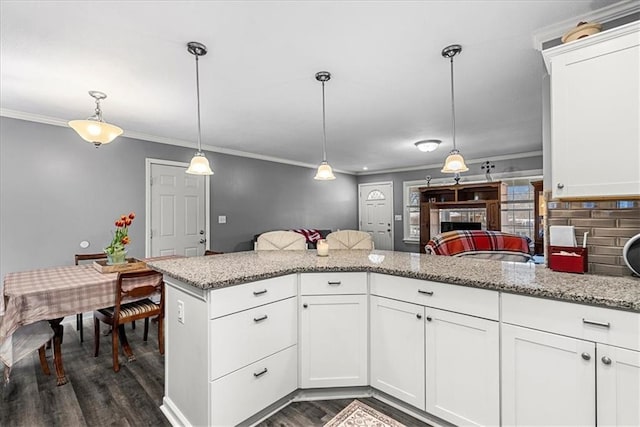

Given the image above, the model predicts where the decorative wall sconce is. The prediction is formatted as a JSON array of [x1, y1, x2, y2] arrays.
[[481, 161, 495, 181]]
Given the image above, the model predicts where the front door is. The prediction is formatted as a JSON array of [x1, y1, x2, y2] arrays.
[[147, 160, 209, 257], [359, 182, 393, 250]]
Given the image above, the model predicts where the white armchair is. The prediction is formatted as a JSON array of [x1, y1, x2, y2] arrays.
[[255, 230, 307, 250], [326, 230, 374, 250]]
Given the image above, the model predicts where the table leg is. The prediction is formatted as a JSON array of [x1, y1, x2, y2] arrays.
[[48, 318, 68, 386]]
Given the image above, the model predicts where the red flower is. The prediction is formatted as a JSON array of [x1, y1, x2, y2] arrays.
[[120, 215, 127, 221], [128, 212, 136, 220], [125, 218, 132, 226], [121, 236, 130, 245]]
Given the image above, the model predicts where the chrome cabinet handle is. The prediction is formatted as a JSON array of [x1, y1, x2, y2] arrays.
[[557, 183, 564, 189], [418, 290, 434, 296], [253, 315, 268, 322], [426, 316, 432, 322], [327, 281, 342, 285], [253, 289, 267, 296], [581, 352, 591, 361], [601, 356, 612, 365], [416, 313, 422, 319], [253, 368, 268, 378], [582, 319, 610, 328]]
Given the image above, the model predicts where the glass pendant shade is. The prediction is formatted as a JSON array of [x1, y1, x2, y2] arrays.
[[68, 119, 123, 145], [186, 151, 213, 175], [314, 161, 336, 180], [441, 149, 469, 173]]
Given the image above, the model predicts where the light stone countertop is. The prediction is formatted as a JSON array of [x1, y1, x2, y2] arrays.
[[146, 250, 640, 312]]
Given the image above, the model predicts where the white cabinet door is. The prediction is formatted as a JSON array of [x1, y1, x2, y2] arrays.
[[370, 296, 425, 410], [300, 294, 368, 388], [597, 344, 640, 427], [502, 324, 595, 426], [548, 24, 640, 199], [425, 308, 499, 426]]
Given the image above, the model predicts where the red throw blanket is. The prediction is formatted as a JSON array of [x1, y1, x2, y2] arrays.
[[291, 229, 322, 243], [425, 230, 531, 257]]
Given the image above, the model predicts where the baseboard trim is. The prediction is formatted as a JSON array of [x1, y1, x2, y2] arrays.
[[161, 397, 191, 427]]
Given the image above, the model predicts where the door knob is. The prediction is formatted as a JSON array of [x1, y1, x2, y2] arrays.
[[416, 313, 422, 319], [199, 238, 207, 244], [303, 303, 308, 308], [199, 230, 205, 235], [581, 352, 591, 361], [557, 183, 565, 189], [601, 356, 612, 365]]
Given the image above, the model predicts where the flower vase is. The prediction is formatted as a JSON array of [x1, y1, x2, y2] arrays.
[[106, 250, 127, 265]]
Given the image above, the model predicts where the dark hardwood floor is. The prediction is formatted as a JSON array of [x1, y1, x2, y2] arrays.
[[2, 319, 429, 426]]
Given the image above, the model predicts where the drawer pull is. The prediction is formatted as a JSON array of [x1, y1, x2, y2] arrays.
[[426, 316, 432, 322], [253, 368, 268, 378], [582, 319, 610, 328], [601, 356, 612, 365], [253, 289, 268, 296], [253, 315, 268, 322], [416, 313, 422, 319], [303, 303, 308, 308], [418, 290, 434, 296], [327, 281, 342, 285], [581, 352, 591, 361]]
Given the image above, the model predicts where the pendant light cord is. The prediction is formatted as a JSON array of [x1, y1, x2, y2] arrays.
[[195, 54, 203, 153], [321, 81, 328, 162], [449, 55, 456, 151]]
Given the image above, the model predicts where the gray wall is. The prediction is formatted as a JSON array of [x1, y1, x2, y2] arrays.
[[0, 117, 357, 279], [357, 156, 543, 252]]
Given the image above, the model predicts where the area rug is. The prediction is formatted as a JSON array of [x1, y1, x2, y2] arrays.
[[323, 400, 406, 427]]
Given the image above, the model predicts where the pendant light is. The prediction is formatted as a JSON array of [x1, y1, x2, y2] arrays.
[[185, 41, 214, 176], [314, 71, 336, 180], [68, 91, 123, 147], [441, 44, 469, 174]]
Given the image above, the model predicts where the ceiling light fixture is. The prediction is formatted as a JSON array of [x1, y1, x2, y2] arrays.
[[185, 41, 213, 176], [415, 139, 441, 152], [68, 91, 123, 147], [314, 71, 336, 181], [440, 44, 469, 174]]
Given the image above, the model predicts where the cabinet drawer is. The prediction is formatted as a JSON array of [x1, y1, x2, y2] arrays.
[[502, 293, 640, 351], [370, 273, 499, 320], [210, 296, 297, 380], [210, 345, 297, 427], [209, 274, 296, 319], [300, 272, 367, 295]]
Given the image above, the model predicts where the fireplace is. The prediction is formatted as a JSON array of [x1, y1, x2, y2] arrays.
[[440, 221, 482, 233]]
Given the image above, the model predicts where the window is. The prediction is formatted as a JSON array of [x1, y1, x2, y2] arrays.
[[402, 180, 424, 243], [500, 177, 539, 241]]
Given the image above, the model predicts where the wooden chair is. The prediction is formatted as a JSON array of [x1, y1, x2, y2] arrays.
[[204, 250, 224, 255], [74, 253, 108, 342], [93, 270, 164, 372]]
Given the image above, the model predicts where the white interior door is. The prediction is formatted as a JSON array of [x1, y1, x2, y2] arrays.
[[359, 182, 393, 250], [147, 160, 209, 257]]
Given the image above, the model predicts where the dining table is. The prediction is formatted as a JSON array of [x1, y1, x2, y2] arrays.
[[1, 260, 164, 386]]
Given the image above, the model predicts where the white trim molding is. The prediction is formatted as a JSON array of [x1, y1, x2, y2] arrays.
[[531, 0, 640, 51]]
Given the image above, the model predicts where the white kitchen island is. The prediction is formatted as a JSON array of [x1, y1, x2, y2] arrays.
[[147, 250, 640, 427]]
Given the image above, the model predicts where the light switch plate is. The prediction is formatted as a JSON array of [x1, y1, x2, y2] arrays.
[[394, 215, 402, 221]]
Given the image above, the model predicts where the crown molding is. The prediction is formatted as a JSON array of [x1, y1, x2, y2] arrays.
[[0, 108, 354, 175], [356, 150, 543, 176], [532, 0, 640, 51]]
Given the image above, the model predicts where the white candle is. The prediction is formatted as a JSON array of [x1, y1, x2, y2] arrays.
[[316, 239, 329, 257]]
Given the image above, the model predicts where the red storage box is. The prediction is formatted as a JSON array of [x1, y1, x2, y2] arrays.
[[549, 246, 588, 273]]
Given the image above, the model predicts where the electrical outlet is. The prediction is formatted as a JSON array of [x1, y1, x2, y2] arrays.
[[177, 300, 185, 324]]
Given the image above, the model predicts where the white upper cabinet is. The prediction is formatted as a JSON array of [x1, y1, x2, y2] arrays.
[[543, 22, 640, 199]]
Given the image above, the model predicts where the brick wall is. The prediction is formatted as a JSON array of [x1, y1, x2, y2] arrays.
[[546, 199, 640, 276]]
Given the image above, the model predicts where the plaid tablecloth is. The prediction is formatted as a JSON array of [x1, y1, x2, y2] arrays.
[[0, 265, 122, 347]]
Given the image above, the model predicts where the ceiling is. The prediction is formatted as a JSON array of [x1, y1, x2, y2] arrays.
[[0, 1, 621, 174]]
